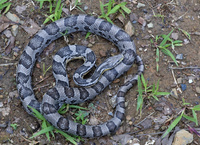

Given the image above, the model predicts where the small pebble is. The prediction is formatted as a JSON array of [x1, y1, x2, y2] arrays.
[[108, 112, 113, 116], [0, 102, 3, 107], [181, 84, 187, 91], [137, 3, 145, 8], [177, 78, 182, 84], [142, 9, 147, 13], [130, 13, 138, 21], [138, 17, 146, 26], [171, 33, 179, 40], [176, 54, 183, 60], [83, 5, 88, 10], [139, 47, 143, 51], [147, 22, 153, 28], [196, 87, 200, 94]]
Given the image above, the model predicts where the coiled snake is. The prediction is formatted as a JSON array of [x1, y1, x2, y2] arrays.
[[16, 14, 144, 138]]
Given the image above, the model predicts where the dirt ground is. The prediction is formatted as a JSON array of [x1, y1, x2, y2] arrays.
[[0, 0, 200, 144]]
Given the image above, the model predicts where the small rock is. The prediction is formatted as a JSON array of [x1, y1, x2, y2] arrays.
[[126, 115, 132, 121], [184, 39, 190, 44], [137, 3, 145, 8], [196, 87, 200, 94], [143, 9, 148, 13], [171, 88, 178, 98], [147, 22, 153, 28], [172, 129, 193, 145], [15, 5, 27, 14], [11, 25, 18, 36], [177, 78, 182, 84], [139, 47, 143, 51], [176, 54, 183, 60], [83, 5, 88, 10], [116, 14, 125, 24], [188, 76, 194, 84], [181, 84, 187, 91], [0, 102, 3, 108], [108, 112, 113, 116], [125, 21, 135, 36], [171, 33, 179, 40], [138, 17, 146, 26], [0, 95, 3, 98], [109, 95, 117, 108]]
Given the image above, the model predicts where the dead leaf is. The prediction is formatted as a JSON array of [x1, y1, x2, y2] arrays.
[[0, 16, 13, 33], [21, 19, 40, 36], [5, 36, 15, 55]]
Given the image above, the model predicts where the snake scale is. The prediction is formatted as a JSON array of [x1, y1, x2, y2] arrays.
[[16, 14, 144, 138]]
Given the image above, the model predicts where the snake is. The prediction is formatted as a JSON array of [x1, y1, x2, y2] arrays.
[[16, 14, 144, 138]]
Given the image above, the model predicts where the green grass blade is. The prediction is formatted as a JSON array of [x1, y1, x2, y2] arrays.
[[106, 4, 120, 16], [160, 29, 174, 47], [179, 28, 191, 40], [107, 0, 112, 13], [155, 92, 170, 96], [183, 114, 196, 124], [120, 4, 131, 14], [85, 32, 91, 39], [162, 112, 183, 138], [99, 1, 105, 17], [28, 106, 46, 121], [69, 105, 88, 110], [105, 16, 113, 23], [152, 95, 159, 101], [0, 0, 8, 5], [192, 105, 200, 111], [160, 47, 178, 66], [141, 74, 146, 89], [56, 129, 78, 145], [156, 48, 159, 71], [42, 121, 51, 141], [3, 2, 11, 14], [192, 110, 198, 125], [30, 126, 54, 139], [0, 2, 11, 10]]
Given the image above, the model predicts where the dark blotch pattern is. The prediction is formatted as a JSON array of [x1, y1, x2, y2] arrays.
[[118, 102, 125, 108], [44, 22, 60, 35], [53, 60, 66, 76], [84, 15, 96, 26], [17, 72, 29, 84], [64, 87, 74, 98], [57, 117, 69, 130], [64, 15, 78, 27], [116, 111, 124, 120], [92, 126, 103, 137], [42, 102, 57, 115], [46, 88, 60, 100], [122, 49, 136, 65], [19, 51, 32, 69], [115, 30, 131, 41], [28, 35, 44, 50], [99, 21, 112, 32], [106, 121, 117, 132], [79, 88, 89, 100], [77, 124, 86, 136], [103, 69, 118, 82], [19, 86, 33, 100], [92, 82, 104, 93]]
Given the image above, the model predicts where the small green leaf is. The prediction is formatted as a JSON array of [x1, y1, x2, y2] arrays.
[[192, 105, 200, 111], [56, 129, 78, 145], [120, 5, 131, 14], [179, 28, 191, 40], [155, 92, 170, 96], [183, 114, 196, 123], [192, 110, 198, 125], [160, 29, 174, 47], [162, 111, 183, 138], [28, 106, 46, 121], [160, 47, 178, 66], [106, 4, 120, 16], [30, 126, 54, 139], [85, 32, 91, 39]]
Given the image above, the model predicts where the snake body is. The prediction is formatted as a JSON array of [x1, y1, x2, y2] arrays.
[[16, 14, 144, 138]]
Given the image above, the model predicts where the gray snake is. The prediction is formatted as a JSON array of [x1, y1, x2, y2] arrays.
[[16, 14, 144, 138]]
